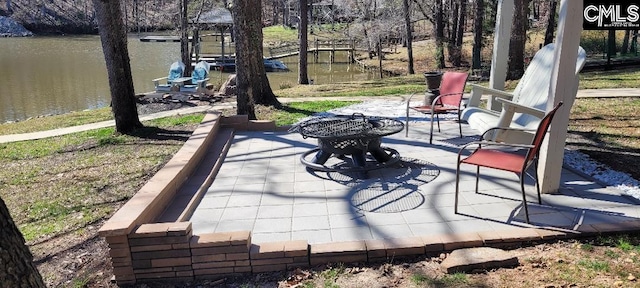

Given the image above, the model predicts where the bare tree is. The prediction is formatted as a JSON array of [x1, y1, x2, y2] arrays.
[[180, 0, 191, 75], [449, 0, 466, 67], [402, 0, 414, 74], [544, 0, 556, 45], [232, 0, 281, 119], [607, 29, 616, 69], [411, 0, 445, 68], [0, 197, 46, 288], [472, 0, 484, 70], [299, 0, 309, 84], [342, 0, 402, 61], [5, 0, 12, 14], [622, 30, 630, 54], [434, 0, 445, 68], [92, 0, 143, 134], [507, 0, 528, 80], [633, 30, 639, 54]]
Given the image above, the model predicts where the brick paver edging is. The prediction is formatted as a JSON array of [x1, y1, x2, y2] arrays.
[[109, 223, 580, 284], [98, 111, 223, 283]]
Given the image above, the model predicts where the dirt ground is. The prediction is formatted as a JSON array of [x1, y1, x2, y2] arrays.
[[29, 99, 640, 288]]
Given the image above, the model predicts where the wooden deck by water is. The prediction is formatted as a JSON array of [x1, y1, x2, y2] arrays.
[[139, 36, 192, 42]]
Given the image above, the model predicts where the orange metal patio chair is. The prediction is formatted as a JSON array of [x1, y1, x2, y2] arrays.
[[405, 71, 469, 144], [454, 101, 564, 224]]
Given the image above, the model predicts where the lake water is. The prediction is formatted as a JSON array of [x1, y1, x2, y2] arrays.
[[0, 35, 375, 123]]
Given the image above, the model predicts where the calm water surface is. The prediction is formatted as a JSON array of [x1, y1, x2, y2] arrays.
[[0, 35, 374, 123]]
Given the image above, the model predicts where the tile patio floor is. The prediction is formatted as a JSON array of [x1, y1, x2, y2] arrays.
[[188, 117, 640, 244]]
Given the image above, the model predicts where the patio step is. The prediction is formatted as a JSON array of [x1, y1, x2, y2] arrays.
[[155, 127, 235, 222]]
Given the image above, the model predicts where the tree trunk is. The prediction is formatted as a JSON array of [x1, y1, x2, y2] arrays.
[[272, 0, 278, 25], [622, 30, 630, 54], [632, 30, 638, 54], [6, 0, 12, 14], [232, 0, 281, 119], [607, 29, 616, 70], [299, 0, 309, 84], [180, 0, 191, 75], [507, 0, 528, 80], [308, 0, 314, 34], [122, 0, 128, 32], [93, 0, 142, 134], [0, 196, 46, 288], [283, 1, 289, 27], [447, 0, 459, 64], [451, 0, 466, 67], [544, 0, 556, 45], [472, 0, 484, 70], [402, 0, 414, 74], [455, 0, 465, 47], [434, 0, 445, 68], [134, 0, 139, 34]]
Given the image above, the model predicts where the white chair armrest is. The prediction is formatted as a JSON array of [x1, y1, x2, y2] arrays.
[[171, 77, 191, 85], [491, 98, 546, 143], [481, 126, 537, 140], [152, 76, 168, 86], [469, 84, 514, 98], [195, 78, 209, 84], [495, 98, 546, 118], [467, 83, 514, 108], [195, 78, 210, 89]]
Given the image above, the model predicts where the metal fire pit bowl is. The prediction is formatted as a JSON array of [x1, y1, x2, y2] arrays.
[[294, 113, 404, 175]]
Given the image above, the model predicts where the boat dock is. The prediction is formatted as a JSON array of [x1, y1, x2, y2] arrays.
[[267, 38, 356, 63], [139, 36, 192, 42]]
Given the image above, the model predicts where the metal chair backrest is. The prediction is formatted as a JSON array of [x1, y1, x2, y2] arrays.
[[437, 72, 468, 107], [525, 101, 564, 166]]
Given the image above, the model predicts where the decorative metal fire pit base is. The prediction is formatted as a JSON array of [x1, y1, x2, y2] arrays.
[[300, 146, 402, 173], [292, 114, 405, 177]]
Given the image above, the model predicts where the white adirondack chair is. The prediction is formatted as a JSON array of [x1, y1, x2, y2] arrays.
[[461, 43, 587, 144], [152, 61, 186, 92], [180, 61, 211, 94]]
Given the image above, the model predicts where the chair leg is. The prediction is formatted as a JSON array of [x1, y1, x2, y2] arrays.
[[455, 162, 462, 214], [534, 161, 542, 204], [429, 113, 435, 144], [405, 106, 410, 137], [520, 174, 531, 224], [436, 114, 441, 132], [457, 110, 463, 138], [474, 166, 480, 194]]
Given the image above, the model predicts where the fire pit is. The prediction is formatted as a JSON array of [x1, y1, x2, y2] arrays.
[[293, 114, 404, 175]]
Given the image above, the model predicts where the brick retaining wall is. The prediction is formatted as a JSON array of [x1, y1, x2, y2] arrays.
[[105, 220, 574, 285]]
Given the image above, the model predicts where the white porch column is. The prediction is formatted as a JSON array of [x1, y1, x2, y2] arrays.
[[539, 0, 584, 193], [487, 0, 514, 111]]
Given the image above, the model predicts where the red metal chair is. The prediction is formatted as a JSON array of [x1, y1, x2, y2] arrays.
[[454, 102, 564, 224], [405, 71, 469, 143]]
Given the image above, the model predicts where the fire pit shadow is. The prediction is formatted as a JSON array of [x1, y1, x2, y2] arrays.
[[315, 157, 441, 213]]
